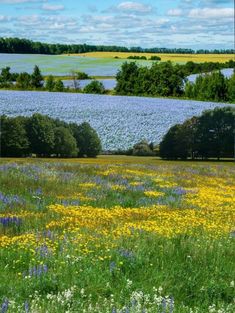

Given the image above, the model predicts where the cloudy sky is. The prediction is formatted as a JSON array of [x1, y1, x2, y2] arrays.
[[0, 0, 234, 49]]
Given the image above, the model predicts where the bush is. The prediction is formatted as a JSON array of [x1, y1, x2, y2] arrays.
[[76, 71, 90, 79], [16, 72, 31, 89], [45, 75, 55, 91], [53, 80, 64, 92], [132, 140, 155, 156], [83, 80, 105, 94], [149, 56, 161, 61]]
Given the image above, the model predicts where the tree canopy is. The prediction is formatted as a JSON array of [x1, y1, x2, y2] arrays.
[[0, 114, 102, 158], [160, 107, 235, 160]]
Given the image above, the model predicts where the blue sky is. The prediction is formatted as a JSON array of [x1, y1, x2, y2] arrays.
[[0, 0, 234, 49]]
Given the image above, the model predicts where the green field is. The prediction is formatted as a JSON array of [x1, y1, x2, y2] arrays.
[[0, 156, 234, 312]]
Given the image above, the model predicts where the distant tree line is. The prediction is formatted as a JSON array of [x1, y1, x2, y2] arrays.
[[0, 37, 234, 55], [159, 107, 235, 160], [0, 114, 101, 158], [115, 61, 235, 101]]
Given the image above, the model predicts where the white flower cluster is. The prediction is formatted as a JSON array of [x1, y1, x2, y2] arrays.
[[3, 284, 235, 313]]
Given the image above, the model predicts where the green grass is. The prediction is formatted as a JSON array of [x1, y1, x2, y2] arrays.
[[0, 156, 234, 312]]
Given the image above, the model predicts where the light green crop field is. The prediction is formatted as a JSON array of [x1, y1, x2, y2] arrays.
[[0, 156, 234, 312]]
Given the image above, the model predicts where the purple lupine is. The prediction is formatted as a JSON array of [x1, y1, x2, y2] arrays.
[[169, 296, 174, 313], [111, 307, 117, 313], [109, 261, 116, 273], [0, 192, 24, 206], [118, 249, 134, 260], [173, 187, 187, 196], [24, 301, 30, 313], [1, 299, 9, 313], [161, 298, 167, 313], [25, 264, 48, 278], [0, 217, 22, 227], [36, 244, 50, 258]]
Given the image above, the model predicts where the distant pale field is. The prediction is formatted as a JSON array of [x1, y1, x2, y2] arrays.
[[71, 52, 235, 63]]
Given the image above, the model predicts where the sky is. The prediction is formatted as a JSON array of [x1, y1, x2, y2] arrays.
[[0, 0, 234, 49]]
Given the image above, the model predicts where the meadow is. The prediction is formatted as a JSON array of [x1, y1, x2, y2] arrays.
[[0, 156, 234, 313], [0, 90, 232, 151]]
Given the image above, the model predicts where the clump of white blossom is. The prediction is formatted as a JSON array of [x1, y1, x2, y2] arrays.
[[2, 282, 235, 313]]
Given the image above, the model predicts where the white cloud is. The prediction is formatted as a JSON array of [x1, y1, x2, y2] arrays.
[[117, 2, 153, 13], [0, 15, 10, 21], [189, 7, 234, 18], [167, 9, 183, 16], [42, 4, 64, 11]]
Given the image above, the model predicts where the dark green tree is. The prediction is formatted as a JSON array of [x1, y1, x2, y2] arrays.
[[0, 67, 13, 86], [54, 127, 78, 157], [70, 122, 101, 157], [132, 140, 154, 156], [0, 116, 29, 157], [30, 65, 43, 88], [45, 75, 55, 91], [26, 114, 55, 156], [160, 124, 191, 160], [53, 80, 64, 92], [227, 72, 235, 102], [16, 72, 31, 89], [115, 62, 139, 95], [83, 80, 105, 94]]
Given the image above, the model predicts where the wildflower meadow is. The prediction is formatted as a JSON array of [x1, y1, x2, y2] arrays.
[[0, 156, 234, 313]]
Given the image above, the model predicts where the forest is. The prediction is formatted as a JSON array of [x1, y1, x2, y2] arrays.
[[0, 37, 234, 55]]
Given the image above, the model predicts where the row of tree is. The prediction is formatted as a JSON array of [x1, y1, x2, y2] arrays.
[[115, 61, 235, 101], [183, 60, 235, 75], [185, 71, 235, 102], [0, 37, 234, 55], [115, 61, 187, 97], [159, 107, 235, 160], [0, 66, 43, 89], [0, 114, 101, 158], [0, 66, 106, 94]]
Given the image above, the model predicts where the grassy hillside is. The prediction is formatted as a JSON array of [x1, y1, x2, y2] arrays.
[[0, 156, 234, 312]]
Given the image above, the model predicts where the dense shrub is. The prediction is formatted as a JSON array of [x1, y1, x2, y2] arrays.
[[132, 140, 155, 156], [83, 80, 105, 94], [76, 71, 90, 79]]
